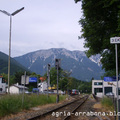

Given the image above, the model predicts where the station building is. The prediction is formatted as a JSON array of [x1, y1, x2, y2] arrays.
[[92, 78, 120, 98]]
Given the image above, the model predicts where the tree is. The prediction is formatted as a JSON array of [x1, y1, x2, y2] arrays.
[[49, 67, 64, 87], [78, 80, 92, 93], [1, 73, 15, 85], [48, 68, 71, 91], [59, 77, 68, 91], [75, 0, 120, 73], [59, 70, 72, 91], [49, 67, 57, 86], [74, 0, 80, 3]]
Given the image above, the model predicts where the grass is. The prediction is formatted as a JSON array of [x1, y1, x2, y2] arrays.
[[101, 97, 114, 111], [0, 94, 66, 117]]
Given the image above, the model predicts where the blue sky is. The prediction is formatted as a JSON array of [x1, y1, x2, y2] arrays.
[[0, 0, 85, 57]]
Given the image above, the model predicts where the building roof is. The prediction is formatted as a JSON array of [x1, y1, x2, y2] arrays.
[[11, 83, 28, 89]]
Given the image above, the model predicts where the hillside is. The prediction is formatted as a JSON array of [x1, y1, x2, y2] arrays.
[[14, 48, 104, 81], [0, 51, 29, 75]]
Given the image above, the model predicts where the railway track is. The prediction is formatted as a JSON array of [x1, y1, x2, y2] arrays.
[[1, 94, 113, 120], [27, 95, 89, 120]]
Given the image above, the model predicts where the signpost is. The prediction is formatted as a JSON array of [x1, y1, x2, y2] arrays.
[[110, 37, 120, 120], [22, 71, 26, 107], [21, 72, 38, 107]]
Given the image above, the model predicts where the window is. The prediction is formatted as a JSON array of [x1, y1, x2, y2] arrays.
[[2, 78, 6, 83], [94, 88, 103, 95], [0, 88, 3, 91], [94, 82, 103, 85], [104, 87, 112, 95]]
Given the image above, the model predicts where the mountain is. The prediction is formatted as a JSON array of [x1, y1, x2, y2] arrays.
[[14, 48, 104, 81], [0, 51, 29, 74]]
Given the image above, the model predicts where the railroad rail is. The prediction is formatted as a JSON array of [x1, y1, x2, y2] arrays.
[[27, 95, 89, 120]]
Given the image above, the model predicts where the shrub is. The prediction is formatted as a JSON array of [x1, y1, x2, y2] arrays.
[[0, 94, 22, 116], [101, 97, 114, 110]]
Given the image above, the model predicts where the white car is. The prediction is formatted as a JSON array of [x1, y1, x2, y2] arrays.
[[106, 92, 114, 96]]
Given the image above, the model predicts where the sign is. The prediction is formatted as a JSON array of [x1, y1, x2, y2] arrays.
[[21, 75, 29, 84], [110, 37, 120, 44], [104, 77, 118, 82], [29, 77, 37, 83]]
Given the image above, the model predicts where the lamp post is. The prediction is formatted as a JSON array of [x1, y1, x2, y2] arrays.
[[0, 7, 24, 94]]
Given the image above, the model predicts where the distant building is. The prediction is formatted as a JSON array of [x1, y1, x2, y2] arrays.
[[0, 76, 6, 93], [92, 79, 120, 98], [38, 81, 47, 92], [7, 83, 28, 94], [48, 85, 57, 90]]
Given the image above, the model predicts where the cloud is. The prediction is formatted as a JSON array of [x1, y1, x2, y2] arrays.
[[0, 0, 85, 57]]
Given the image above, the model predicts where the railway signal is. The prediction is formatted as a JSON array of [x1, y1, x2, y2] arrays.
[[55, 59, 61, 103], [55, 59, 61, 70]]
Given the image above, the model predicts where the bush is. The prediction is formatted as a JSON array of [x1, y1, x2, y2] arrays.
[[101, 97, 114, 110], [0, 94, 22, 116]]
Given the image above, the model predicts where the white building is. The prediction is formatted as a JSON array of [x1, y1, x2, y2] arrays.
[[92, 79, 120, 98], [7, 83, 28, 94], [0, 76, 6, 93], [38, 81, 47, 92]]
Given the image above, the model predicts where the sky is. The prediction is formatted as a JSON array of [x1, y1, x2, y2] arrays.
[[0, 0, 85, 57]]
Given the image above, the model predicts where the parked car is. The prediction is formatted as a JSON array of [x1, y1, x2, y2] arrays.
[[25, 91, 31, 94], [32, 88, 39, 93], [61, 91, 65, 95], [106, 92, 114, 97], [43, 90, 54, 94]]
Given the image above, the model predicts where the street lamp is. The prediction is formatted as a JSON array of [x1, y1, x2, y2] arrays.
[[0, 7, 24, 94]]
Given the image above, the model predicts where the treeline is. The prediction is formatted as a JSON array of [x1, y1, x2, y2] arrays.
[[1, 67, 92, 93]]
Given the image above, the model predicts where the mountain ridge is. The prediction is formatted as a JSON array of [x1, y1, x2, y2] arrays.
[[0, 51, 29, 74], [14, 48, 104, 81]]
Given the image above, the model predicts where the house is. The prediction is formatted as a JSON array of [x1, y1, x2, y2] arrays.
[[7, 83, 28, 94], [92, 78, 120, 98], [0, 76, 7, 93]]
